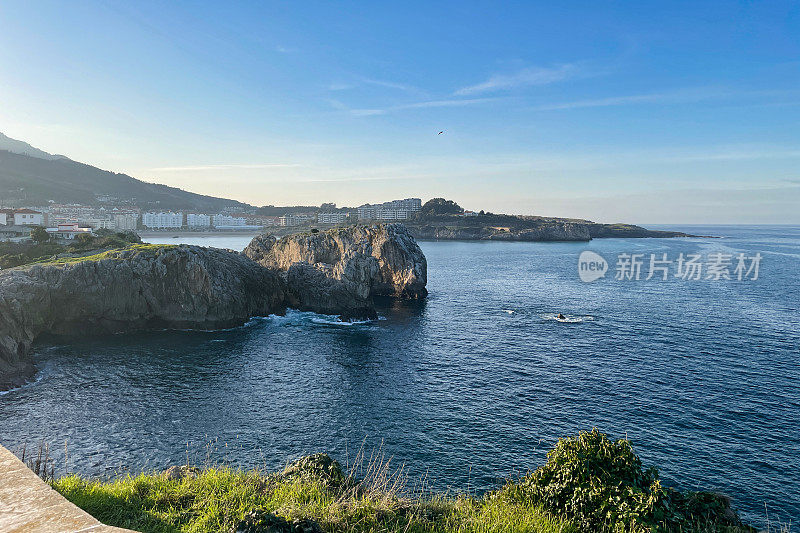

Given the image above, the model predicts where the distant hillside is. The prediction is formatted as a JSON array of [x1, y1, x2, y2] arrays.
[[0, 132, 68, 161], [0, 134, 252, 211]]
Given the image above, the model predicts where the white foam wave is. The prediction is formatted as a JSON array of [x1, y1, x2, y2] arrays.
[[0, 366, 46, 396], [541, 313, 594, 323]]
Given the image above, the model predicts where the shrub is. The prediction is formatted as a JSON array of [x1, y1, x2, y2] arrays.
[[415, 198, 463, 218], [505, 429, 751, 532], [30, 225, 50, 244]]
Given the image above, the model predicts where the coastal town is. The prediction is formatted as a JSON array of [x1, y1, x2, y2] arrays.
[[0, 197, 432, 242]]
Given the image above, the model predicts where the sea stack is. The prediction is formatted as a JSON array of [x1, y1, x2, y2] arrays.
[[243, 223, 428, 319]]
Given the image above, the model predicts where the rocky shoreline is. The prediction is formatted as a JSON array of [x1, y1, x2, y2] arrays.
[[0, 224, 427, 391]]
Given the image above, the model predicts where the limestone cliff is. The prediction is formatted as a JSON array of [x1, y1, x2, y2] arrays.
[[0, 244, 286, 390], [243, 224, 427, 319]]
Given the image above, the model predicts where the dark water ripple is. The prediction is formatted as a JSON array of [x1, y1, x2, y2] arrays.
[[0, 225, 798, 527]]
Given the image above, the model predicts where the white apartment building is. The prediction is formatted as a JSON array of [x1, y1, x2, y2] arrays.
[[381, 198, 422, 211], [113, 212, 139, 231], [81, 217, 116, 230], [279, 213, 316, 227], [278, 215, 301, 227], [13, 209, 45, 226], [357, 206, 410, 220], [212, 214, 246, 227], [317, 212, 349, 224], [187, 213, 212, 228], [357, 198, 421, 220], [143, 212, 183, 229]]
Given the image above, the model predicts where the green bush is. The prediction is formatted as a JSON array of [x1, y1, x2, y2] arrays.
[[30, 225, 50, 243], [67, 231, 142, 253], [505, 429, 751, 532], [0, 241, 63, 268]]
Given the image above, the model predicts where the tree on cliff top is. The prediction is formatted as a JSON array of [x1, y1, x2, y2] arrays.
[[30, 226, 50, 244], [417, 198, 463, 217]]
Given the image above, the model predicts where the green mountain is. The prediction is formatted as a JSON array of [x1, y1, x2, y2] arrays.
[[0, 134, 251, 211]]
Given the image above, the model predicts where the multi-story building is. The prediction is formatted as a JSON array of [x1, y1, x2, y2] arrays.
[[381, 198, 422, 211], [246, 215, 280, 227], [317, 212, 349, 224], [278, 214, 301, 227], [13, 209, 44, 226], [187, 214, 212, 228], [112, 211, 140, 231], [81, 217, 116, 230], [212, 214, 246, 227], [276, 213, 311, 227], [357, 206, 410, 220], [0, 209, 11, 225], [46, 205, 140, 232], [48, 204, 98, 221], [357, 198, 421, 221], [143, 212, 183, 229]]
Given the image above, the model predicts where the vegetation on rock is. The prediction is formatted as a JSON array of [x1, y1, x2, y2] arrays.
[[414, 198, 464, 218], [0, 229, 143, 269], [505, 429, 753, 532], [49, 430, 752, 533]]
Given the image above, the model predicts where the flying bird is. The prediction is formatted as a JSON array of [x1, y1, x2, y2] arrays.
[[438, 131, 444, 135]]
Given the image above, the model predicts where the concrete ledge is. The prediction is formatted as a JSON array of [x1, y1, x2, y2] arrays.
[[0, 445, 137, 533]]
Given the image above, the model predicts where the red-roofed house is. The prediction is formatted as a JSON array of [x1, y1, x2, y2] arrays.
[[13, 209, 44, 226]]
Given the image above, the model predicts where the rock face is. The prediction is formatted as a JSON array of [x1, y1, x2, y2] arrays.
[[0, 244, 286, 390], [243, 224, 427, 319]]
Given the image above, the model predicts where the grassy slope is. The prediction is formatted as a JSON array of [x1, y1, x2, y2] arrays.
[[47, 431, 760, 533], [52, 469, 570, 533], [30, 243, 177, 266]]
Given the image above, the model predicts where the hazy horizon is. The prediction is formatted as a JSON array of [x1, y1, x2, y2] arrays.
[[1, 1, 798, 224]]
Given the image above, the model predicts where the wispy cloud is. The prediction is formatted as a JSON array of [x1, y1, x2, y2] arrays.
[[148, 163, 301, 172], [360, 77, 419, 93], [328, 83, 355, 91], [671, 148, 800, 162], [342, 97, 499, 116], [531, 87, 795, 111], [328, 77, 421, 94], [534, 92, 691, 111], [455, 63, 583, 96], [298, 175, 418, 183]]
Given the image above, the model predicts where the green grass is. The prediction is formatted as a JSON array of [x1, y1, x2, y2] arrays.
[[51, 467, 571, 533], [30, 243, 177, 266], [47, 431, 760, 533]]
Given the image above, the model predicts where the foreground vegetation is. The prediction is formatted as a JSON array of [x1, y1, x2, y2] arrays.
[[48, 430, 755, 533], [0, 228, 142, 268]]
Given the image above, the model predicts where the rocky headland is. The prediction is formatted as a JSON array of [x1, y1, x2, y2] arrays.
[[0, 225, 427, 390], [243, 224, 427, 319], [403, 198, 706, 241], [407, 220, 701, 241], [0, 244, 287, 390]]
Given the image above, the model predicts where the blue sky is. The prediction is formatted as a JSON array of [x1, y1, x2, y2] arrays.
[[0, 1, 798, 223]]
